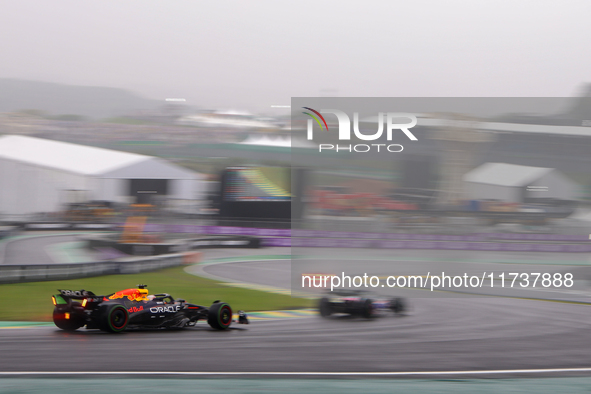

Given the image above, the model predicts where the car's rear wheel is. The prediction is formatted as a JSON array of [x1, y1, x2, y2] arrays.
[[207, 302, 232, 330], [99, 304, 129, 333], [53, 308, 84, 331], [319, 297, 332, 317]]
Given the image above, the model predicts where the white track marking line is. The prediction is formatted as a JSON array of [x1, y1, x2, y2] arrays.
[[2, 368, 591, 376]]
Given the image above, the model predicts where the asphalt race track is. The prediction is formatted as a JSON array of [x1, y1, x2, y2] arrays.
[[2, 240, 591, 377], [1, 297, 591, 376], [1, 232, 89, 265]]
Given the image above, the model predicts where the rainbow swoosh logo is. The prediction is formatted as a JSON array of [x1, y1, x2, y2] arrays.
[[302, 107, 329, 131]]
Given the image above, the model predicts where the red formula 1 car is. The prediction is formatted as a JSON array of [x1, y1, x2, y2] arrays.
[[51, 285, 248, 333]]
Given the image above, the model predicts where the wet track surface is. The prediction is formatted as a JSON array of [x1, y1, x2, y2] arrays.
[[2, 297, 591, 376], [2, 233, 82, 265], [198, 248, 591, 303], [3, 240, 591, 377]]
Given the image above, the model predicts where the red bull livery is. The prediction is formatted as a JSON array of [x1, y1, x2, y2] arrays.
[[51, 284, 248, 333]]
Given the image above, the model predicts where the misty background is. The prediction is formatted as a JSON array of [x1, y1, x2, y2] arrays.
[[1, 0, 591, 116]]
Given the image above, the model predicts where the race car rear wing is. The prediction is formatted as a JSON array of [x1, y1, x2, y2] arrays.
[[52, 289, 101, 307], [57, 289, 96, 299]]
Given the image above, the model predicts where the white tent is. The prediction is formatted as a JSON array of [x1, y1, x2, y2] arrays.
[[0, 135, 203, 215], [463, 162, 577, 203]]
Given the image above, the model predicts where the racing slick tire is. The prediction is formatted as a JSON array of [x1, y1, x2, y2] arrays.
[[319, 297, 333, 318], [207, 302, 233, 330], [390, 297, 406, 314], [98, 304, 129, 333], [357, 298, 374, 319], [53, 308, 84, 331]]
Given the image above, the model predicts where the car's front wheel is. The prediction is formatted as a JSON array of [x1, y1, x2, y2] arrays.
[[390, 297, 406, 314], [207, 302, 233, 330]]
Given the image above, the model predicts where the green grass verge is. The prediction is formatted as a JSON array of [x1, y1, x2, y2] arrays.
[[0, 266, 312, 322]]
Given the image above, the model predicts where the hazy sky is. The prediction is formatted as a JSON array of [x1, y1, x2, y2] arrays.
[[1, 0, 590, 113]]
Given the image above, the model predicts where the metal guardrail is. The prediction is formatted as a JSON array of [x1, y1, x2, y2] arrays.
[[0, 253, 185, 284]]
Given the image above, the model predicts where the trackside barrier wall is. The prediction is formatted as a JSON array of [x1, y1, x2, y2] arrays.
[[262, 237, 591, 252], [84, 235, 261, 256], [10, 221, 591, 242], [139, 224, 591, 242], [0, 254, 184, 284]]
